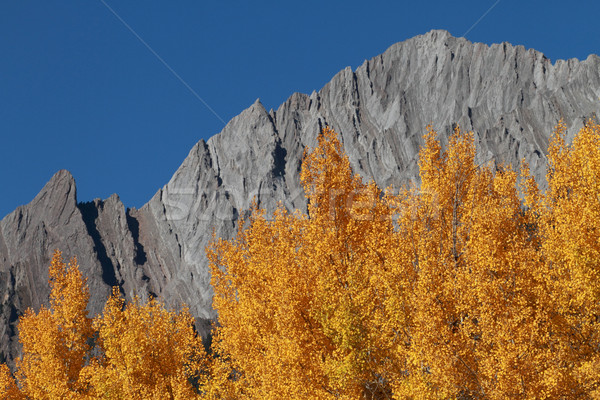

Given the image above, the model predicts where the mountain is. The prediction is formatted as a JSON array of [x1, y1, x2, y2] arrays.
[[1, 30, 599, 364]]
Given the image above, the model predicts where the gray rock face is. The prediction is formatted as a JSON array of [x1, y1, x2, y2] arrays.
[[0, 171, 112, 364], [1, 30, 599, 363]]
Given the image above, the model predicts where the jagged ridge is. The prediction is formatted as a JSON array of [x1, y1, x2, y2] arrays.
[[1, 30, 599, 364]]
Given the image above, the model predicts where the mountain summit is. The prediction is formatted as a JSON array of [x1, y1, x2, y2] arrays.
[[1, 30, 599, 363]]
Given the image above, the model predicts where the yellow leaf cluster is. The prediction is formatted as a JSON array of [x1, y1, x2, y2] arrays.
[[81, 288, 207, 399], [0, 251, 209, 399], [15, 251, 94, 399], [208, 122, 600, 399], [527, 120, 600, 397]]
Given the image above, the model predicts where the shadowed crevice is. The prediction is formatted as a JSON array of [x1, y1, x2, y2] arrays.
[[272, 141, 287, 178], [126, 209, 147, 265], [77, 201, 119, 288]]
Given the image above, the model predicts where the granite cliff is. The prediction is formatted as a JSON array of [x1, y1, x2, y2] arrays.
[[1, 30, 599, 363]]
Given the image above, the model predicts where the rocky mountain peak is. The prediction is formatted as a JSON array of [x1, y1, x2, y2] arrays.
[[30, 169, 77, 213], [0, 31, 599, 365]]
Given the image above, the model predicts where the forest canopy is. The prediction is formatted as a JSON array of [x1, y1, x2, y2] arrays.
[[2, 121, 600, 399]]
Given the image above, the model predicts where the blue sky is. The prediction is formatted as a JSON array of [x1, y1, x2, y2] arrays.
[[1, 1, 599, 218]]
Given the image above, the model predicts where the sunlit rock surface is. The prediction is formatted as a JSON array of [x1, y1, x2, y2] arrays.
[[1, 30, 599, 364]]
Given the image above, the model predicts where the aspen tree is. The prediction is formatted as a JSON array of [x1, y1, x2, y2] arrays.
[[208, 127, 396, 399], [0, 251, 209, 399]]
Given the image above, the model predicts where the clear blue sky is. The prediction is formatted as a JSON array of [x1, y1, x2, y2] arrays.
[[1, 1, 598, 218]]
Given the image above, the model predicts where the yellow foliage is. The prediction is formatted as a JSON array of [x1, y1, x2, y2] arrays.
[[0, 363, 24, 400], [3, 120, 600, 399], [391, 126, 553, 398], [209, 121, 600, 399], [81, 288, 207, 399], [529, 120, 600, 397], [209, 126, 397, 399], [16, 251, 93, 399], [0, 250, 209, 399]]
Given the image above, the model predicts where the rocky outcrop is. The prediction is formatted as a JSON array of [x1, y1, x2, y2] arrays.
[[1, 30, 599, 364], [0, 171, 112, 364]]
